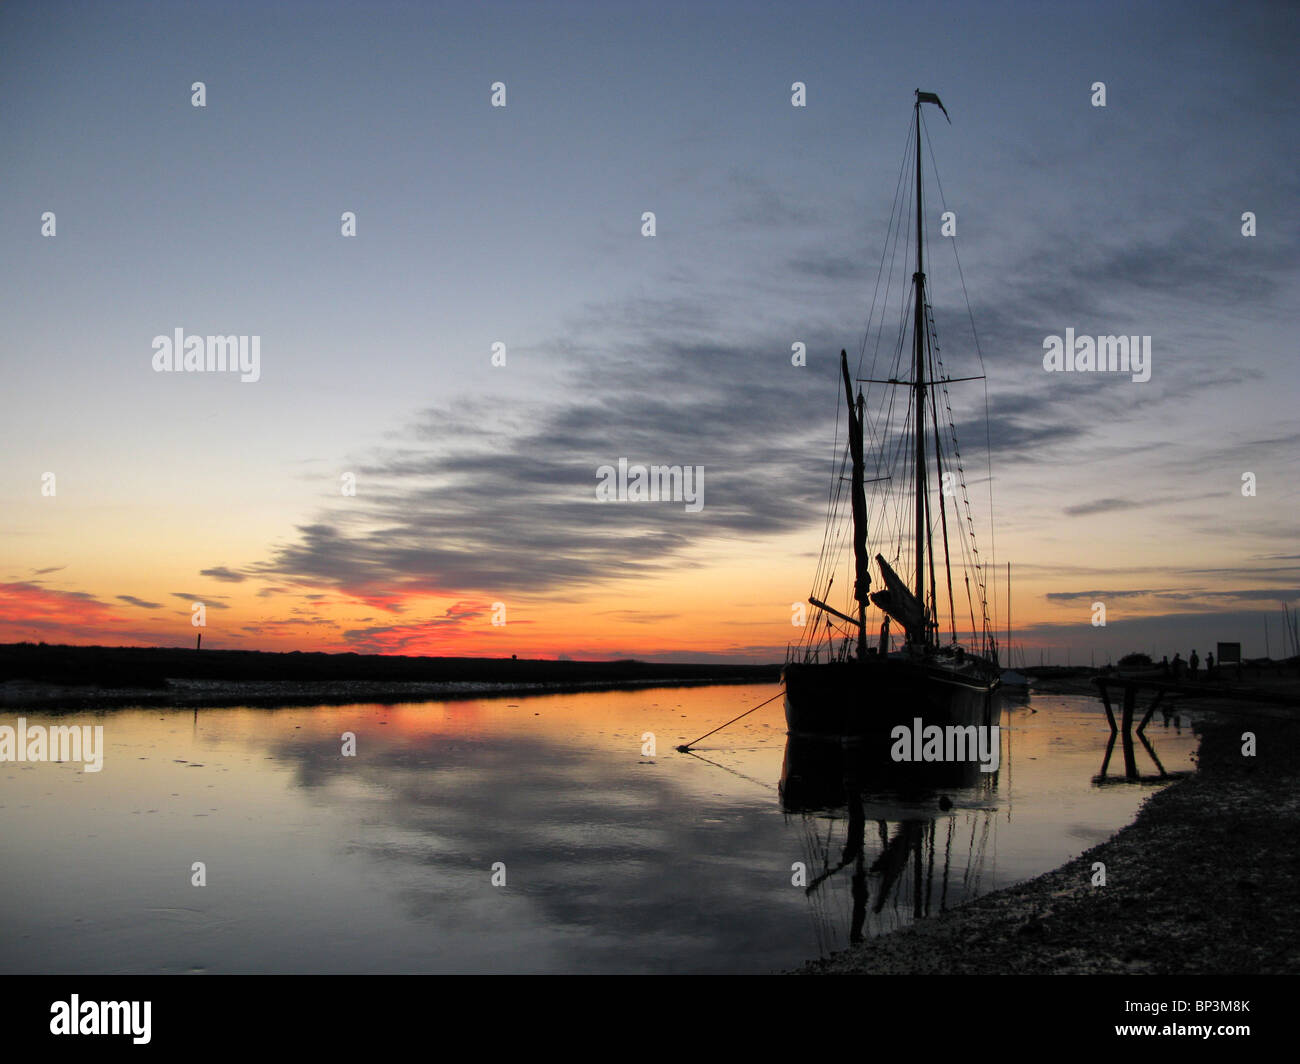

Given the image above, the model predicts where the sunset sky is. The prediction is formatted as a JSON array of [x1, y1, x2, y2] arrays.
[[2, 0, 1296, 663]]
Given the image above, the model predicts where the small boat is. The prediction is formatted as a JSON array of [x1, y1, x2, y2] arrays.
[[783, 90, 1001, 738], [1000, 669, 1030, 690]]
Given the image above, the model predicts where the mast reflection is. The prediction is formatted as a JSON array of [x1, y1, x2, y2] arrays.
[[781, 718, 1005, 952]]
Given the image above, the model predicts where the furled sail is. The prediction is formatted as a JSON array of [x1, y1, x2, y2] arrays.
[[870, 554, 926, 643]]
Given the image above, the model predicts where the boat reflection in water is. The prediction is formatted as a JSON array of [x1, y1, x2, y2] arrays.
[[780, 700, 1007, 953]]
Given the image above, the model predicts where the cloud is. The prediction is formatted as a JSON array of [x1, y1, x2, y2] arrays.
[[249, 288, 1093, 607], [57, 589, 108, 605], [170, 592, 230, 609], [241, 148, 1298, 634], [199, 566, 247, 583], [786, 253, 865, 282], [1046, 587, 1300, 606], [1062, 497, 1142, 517], [252, 324, 842, 602], [1013, 607, 1292, 659], [340, 601, 495, 653], [0, 583, 122, 642], [242, 618, 339, 632], [2, 582, 106, 608], [1162, 588, 1300, 603], [594, 610, 682, 624], [117, 594, 164, 610]]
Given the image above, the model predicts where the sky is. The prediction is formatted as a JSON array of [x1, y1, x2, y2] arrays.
[[1, 0, 1297, 664]]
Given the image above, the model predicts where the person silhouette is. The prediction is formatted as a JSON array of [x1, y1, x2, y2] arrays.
[[1207, 651, 1215, 677], [1161, 655, 1170, 676], [1172, 652, 1183, 680], [1189, 649, 1200, 679]]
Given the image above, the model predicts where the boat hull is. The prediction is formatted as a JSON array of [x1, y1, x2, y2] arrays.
[[781, 657, 998, 739]]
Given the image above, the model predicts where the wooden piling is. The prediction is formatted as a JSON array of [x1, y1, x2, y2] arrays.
[[1120, 684, 1137, 779]]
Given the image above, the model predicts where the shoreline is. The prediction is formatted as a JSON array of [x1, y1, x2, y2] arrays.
[[0, 674, 773, 711], [797, 703, 1300, 975], [0, 642, 780, 711]]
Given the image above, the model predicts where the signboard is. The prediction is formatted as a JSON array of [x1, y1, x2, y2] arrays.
[[1217, 642, 1241, 665]]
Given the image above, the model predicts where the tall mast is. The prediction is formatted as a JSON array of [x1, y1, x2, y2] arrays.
[[912, 92, 928, 620], [841, 350, 870, 659]]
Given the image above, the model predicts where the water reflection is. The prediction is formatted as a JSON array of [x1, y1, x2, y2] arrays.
[[780, 726, 1004, 952], [1094, 703, 1195, 786], [0, 687, 1200, 973]]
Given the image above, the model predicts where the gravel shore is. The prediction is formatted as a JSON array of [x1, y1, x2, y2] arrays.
[[798, 707, 1300, 975]]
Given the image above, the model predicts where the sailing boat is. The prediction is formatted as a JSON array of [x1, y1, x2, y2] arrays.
[[782, 90, 1001, 737]]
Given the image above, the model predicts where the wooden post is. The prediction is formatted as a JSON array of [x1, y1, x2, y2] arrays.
[[1098, 731, 1116, 779], [1120, 684, 1137, 780], [1098, 681, 1117, 732], [1136, 689, 1165, 736]]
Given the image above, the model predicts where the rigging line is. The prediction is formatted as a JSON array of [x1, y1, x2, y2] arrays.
[[919, 121, 992, 652], [858, 113, 916, 380], [865, 199, 914, 440], [924, 390, 939, 636], [811, 425, 854, 609], [918, 288, 940, 638], [884, 401, 915, 567], [937, 364, 992, 642], [923, 114, 998, 645], [917, 145, 953, 640], [927, 262, 993, 649], [964, 572, 979, 653], [818, 483, 856, 620], [812, 442, 852, 602], [929, 337, 958, 643], [867, 278, 915, 568], [813, 373, 848, 597], [927, 301, 985, 644], [858, 128, 915, 482], [862, 135, 914, 431], [868, 234, 926, 585]]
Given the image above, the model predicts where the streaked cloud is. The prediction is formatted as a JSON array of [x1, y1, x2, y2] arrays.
[[199, 566, 248, 583], [117, 594, 164, 610]]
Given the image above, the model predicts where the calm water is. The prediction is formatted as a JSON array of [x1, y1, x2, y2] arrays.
[[0, 685, 1198, 973]]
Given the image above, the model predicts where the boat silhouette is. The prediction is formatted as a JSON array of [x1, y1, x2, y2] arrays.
[[784, 90, 1001, 738]]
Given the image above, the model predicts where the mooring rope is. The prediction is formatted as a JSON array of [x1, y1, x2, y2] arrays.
[[675, 690, 785, 752]]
